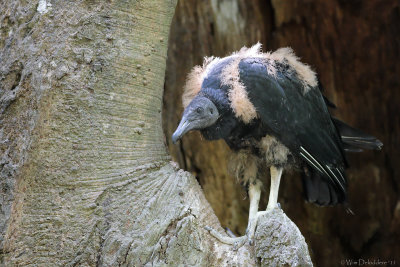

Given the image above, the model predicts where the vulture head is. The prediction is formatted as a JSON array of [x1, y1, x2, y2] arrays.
[[172, 95, 219, 144]]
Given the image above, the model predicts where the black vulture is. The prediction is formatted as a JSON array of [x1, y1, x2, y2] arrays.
[[172, 43, 382, 248]]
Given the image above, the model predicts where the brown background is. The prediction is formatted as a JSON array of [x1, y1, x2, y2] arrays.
[[163, 1, 400, 266]]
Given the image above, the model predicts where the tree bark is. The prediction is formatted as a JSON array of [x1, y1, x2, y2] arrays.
[[0, 0, 311, 266], [164, 1, 400, 266]]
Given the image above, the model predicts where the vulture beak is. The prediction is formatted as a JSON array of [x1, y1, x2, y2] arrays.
[[172, 96, 219, 144], [172, 118, 191, 144]]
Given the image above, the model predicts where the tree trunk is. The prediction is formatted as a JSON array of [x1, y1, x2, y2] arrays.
[[0, 1, 311, 266], [164, 1, 400, 266]]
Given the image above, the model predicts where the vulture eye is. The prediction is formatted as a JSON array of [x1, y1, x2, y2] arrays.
[[196, 107, 204, 114], [209, 108, 214, 114]]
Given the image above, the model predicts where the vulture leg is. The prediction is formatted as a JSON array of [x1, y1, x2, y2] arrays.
[[267, 166, 283, 210], [204, 180, 262, 249], [244, 180, 262, 245], [205, 167, 283, 248], [245, 167, 283, 245]]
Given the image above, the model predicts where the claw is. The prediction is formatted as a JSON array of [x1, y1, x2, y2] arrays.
[[232, 236, 247, 251], [249, 239, 254, 246]]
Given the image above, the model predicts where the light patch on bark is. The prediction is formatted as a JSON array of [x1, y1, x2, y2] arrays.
[[210, 0, 245, 36], [37, 0, 51, 14]]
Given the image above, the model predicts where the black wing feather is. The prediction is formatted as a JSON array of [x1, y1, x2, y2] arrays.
[[238, 58, 348, 205]]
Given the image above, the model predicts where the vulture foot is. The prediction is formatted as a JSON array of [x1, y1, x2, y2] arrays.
[[204, 226, 248, 250], [245, 209, 275, 245], [204, 208, 277, 250]]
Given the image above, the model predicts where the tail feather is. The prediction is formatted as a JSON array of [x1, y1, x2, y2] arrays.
[[332, 117, 383, 152], [342, 143, 363, 153], [320, 87, 383, 152], [302, 167, 347, 206]]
